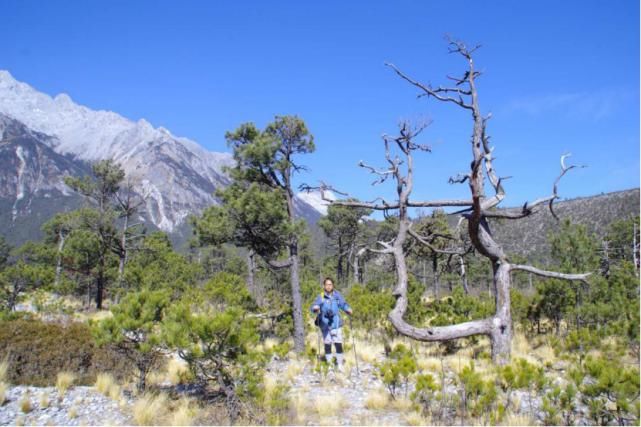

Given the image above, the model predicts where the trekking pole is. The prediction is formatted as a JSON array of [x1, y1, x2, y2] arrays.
[[349, 315, 359, 376]]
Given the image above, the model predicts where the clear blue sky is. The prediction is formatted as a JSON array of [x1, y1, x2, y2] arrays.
[[2, 0, 639, 210]]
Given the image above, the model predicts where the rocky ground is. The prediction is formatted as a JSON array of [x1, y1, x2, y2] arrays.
[[0, 357, 596, 426], [0, 386, 133, 426], [267, 358, 409, 426]]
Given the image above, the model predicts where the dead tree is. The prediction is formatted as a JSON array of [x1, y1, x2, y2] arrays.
[[322, 39, 590, 365]]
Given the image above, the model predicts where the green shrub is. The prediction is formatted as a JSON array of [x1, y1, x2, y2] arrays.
[[580, 356, 640, 425], [93, 289, 170, 391], [0, 318, 129, 386], [345, 284, 394, 335], [411, 373, 438, 415], [378, 344, 417, 399], [457, 362, 502, 422]]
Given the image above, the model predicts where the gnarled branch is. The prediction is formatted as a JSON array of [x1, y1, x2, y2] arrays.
[[510, 264, 591, 281]]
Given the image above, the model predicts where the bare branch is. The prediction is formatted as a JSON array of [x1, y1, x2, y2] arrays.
[[265, 258, 293, 270], [550, 153, 586, 220], [407, 199, 473, 208], [483, 153, 586, 220], [510, 264, 591, 281], [385, 63, 474, 110], [408, 225, 465, 255], [332, 199, 400, 211]]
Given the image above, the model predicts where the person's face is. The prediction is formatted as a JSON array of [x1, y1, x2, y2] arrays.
[[324, 280, 334, 293]]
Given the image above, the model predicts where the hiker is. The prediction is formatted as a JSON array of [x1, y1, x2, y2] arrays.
[[311, 277, 352, 369]]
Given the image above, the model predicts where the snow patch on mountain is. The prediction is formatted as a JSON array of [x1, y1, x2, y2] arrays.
[[0, 70, 234, 232], [296, 190, 335, 215]]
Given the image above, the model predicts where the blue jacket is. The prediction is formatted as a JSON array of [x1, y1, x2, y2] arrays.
[[311, 290, 351, 331]]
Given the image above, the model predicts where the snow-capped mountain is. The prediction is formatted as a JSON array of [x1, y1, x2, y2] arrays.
[[0, 70, 323, 240], [0, 70, 236, 232]]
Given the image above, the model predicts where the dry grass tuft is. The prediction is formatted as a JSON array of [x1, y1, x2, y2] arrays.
[[166, 357, 191, 385], [19, 393, 32, 413], [392, 396, 414, 411], [0, 357, 7, 383], [169, 398, 198, 426], [365, 389, 390, 410], [132, 393, 168, 426], [39, 392, 50, 409], [15, 415, 25, 426], [313, 393, 346, 417], [74, 310, 113, 323], [56, 371, 76, 397], [512, 332, 532, 355], [503, 412, 536, 426], [68, 405, 78, 419], [533, 343, 557, 366], [263, 337, 279, 352], [404, 410, 431, 426], [95, 373, 117, 395], [416, 354, 442, 372], [355, 340, 382, 364], [0, 382, 7, 406], [290, 391, 309, 424], [263, 372, 279, 396], [442, 354, 473, 375], [285, 359, 305, 382]]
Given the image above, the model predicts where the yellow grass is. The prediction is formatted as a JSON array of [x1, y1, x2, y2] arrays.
[[19, 394, 32, 413], [166, 357, 191, 385], [263, 372, 279, 397], [364, 389, 389, 410], [290, 391, 309, 424], [39, 392, 50, 409], [416, 354, 442, 372], [511, 333, 541, 367], [15, 416, 25, 426], [68, 405, 78, 419], [0, 382, 7, 405], [502, 412, 536, 426], [285, 359, 305, 382], [533, 343, 557, 366], [0, 357, 7, 383], [313, 393, 346, 417], [132, 393, 168, 425], [263, 337, 279, 352], [56, 371, 76, 397], [442, 354, 474, 375], [405, 410, 431, 426], [169, 398, 198, 426], [355, 339, 382, 364], [74, 310, 113, 323], [392, 396, 414, 411], [94, 373, 117, 395]]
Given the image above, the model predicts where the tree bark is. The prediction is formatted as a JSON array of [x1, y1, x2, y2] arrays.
[[55, 230, 66, 287], [117, 214, 128, 286], [285, 186, 305, 354], [459, 255, 470, 294], [247, 249, 256, 302], [96, 256, 105, 309], [490, 262, 512, 365], [289, 243, 305, 353]]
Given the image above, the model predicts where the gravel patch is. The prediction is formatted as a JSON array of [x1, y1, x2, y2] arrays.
[[0, 385, 133, 426]]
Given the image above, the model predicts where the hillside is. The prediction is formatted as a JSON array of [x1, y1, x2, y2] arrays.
[[487, 188, 640, 264]]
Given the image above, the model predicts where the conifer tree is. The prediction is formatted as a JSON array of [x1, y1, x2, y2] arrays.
[[216, 116, 314, 354], [65, 159, 125, 308]]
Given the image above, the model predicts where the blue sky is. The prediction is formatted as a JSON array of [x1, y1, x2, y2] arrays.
[[2, 0, 639, 210]]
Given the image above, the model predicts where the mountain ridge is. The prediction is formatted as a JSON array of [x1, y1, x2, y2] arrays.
[[0, 70, 321, 236]]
